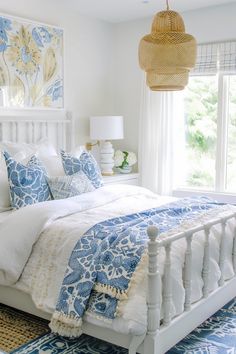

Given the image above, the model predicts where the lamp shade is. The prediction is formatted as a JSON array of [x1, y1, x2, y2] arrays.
[[139, 8, 197, 91], [90, 116, 124, 140]]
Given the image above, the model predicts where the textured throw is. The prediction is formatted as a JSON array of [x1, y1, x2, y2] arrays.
[[50, 196, 225, 336]]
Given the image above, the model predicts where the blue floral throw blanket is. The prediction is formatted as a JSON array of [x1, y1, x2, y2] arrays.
[[50, 197, 228, 337]]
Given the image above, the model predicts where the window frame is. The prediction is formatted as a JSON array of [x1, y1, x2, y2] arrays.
[[173, 72, 236, 202]]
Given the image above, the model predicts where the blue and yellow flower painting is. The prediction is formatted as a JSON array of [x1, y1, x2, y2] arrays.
[[0, 15, 63, 108]]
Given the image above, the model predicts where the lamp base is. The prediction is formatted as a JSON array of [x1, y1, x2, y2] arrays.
[[100, 141, 114, 176]]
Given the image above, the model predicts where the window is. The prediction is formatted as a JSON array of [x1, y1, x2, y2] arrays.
[[183, 75, 218, 190], [174, 41, 236, 195], [226, 75, 236, 191]]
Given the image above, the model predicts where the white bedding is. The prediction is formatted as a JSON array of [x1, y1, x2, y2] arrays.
[[0, 210, 13, 221], [0, 185, 235, 336]]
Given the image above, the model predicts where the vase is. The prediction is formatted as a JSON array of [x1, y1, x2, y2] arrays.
[[118, 166, 132, 174]]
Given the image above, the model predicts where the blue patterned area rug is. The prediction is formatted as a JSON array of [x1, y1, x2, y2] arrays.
[[9, 298, 236, 354]]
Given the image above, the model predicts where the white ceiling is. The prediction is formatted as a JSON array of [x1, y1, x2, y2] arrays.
[[69, 0, 235, 23]]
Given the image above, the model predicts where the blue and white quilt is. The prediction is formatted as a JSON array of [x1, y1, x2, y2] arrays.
[[50, 196, 227, 336]]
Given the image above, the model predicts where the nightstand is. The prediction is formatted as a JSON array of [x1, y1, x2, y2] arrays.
[[103, 173, 140, 186]]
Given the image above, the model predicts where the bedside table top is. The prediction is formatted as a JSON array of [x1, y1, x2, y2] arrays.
[[103, 172, 139, 182]]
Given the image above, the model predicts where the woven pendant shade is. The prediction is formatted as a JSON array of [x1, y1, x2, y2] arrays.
[[139, 3, 197, 91]]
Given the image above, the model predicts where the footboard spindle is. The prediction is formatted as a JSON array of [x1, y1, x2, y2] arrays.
[[144, 226, 161, 354], [184, 234, 193, 310], [219, 219, 227, 286], [163, 243, 172, 326], [234, 221, 236, 274], [202, 227, 210, 298]]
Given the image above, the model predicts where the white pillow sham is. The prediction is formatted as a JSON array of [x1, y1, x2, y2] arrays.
[[36, 138, 58, 158], [38, 146, 85, 177], [0, 138, 57, 161], [39, 156, 65, 177], [71, 145, 85, 158]]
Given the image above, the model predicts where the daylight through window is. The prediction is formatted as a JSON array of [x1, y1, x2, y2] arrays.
[[175, 41, 236, 194]]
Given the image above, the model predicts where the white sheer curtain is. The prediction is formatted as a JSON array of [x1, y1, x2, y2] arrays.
[[139, 76, 184, 195]]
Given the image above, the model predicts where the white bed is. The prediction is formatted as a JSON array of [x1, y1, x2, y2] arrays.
[[0, 210, 12, 221], [0, 111, 235, 354]]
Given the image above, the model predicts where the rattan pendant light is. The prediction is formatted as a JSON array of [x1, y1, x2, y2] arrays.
[[139, 0, 197, 91]]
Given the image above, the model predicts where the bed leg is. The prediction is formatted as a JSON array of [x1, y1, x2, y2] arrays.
[[129, 334, 146, 354], [144, 334, 161, 354]]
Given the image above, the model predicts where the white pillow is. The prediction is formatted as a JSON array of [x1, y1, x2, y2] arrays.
[[70, 145, 85, 158], [36, 138, 57, 158], [39, 156, 65, 177], [39, 146, 85, 177], [0, 141, 36, 160], [0, 138, 57, 161]]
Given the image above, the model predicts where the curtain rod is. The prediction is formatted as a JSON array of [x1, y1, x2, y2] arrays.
[[197, 39, 236, 46]]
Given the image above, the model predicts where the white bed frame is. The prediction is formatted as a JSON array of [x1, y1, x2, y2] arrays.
[[0, 109, 74, 151], [0, 111, 235, 354]]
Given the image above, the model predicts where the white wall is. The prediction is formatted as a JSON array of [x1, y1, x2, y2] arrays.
[[0, 0, 114, 146], [1, 1, 236, 156], [111, 2, 236, 158]]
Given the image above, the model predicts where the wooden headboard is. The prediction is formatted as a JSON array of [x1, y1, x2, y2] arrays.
[[0, 109, 74, 151]]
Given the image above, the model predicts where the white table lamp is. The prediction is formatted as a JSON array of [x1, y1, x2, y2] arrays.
[[90, 116, 124, 176]]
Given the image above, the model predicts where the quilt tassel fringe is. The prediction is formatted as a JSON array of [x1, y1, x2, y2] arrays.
[[94, 251, 148, 301], [49, 311, 83, 338], [94, 283, 129, 300], [85, 310, 113, 324]]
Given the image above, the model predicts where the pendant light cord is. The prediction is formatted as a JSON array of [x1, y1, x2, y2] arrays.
[[166, 0, 170, 10]]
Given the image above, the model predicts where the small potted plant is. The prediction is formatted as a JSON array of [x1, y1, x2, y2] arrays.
[[114, 150, 137, 173]]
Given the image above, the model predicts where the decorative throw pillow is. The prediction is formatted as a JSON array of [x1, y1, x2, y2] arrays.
[[47, 171, 95, 200], [61, 150, 103, 189], [0, 151, 35, 211], [27, 154, 48, 176], [3, 151, 51, 209], [0, 160, 11, 212]]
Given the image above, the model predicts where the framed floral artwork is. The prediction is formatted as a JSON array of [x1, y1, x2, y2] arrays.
[[0, 14, 64, 109]]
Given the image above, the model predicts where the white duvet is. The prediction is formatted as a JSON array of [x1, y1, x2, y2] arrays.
[[0, 185, 235, 335]]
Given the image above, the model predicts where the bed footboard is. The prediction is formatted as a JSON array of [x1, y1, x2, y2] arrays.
[[141, 211, 236, 354]]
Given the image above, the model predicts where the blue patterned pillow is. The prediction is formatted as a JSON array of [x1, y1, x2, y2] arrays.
[[47, 171, 95, 200], [3, 151, 51, 209], [61, 150, 103, 189]]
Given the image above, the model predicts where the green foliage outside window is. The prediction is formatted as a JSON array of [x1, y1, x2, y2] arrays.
[[183, 75, 236, 191], [184, 76, 218, 188]]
